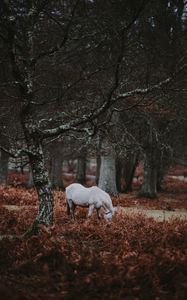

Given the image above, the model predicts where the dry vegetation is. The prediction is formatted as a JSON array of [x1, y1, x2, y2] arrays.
[[113, 178, 187, 210], [0, 178, 187, 300]]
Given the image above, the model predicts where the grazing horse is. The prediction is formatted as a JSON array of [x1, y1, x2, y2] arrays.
[[65, 183, 115, 220]]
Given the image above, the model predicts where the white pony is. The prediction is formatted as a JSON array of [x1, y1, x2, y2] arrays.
[[65, 183, 116, 220]]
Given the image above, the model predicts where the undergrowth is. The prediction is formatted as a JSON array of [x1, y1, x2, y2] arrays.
[[0, 185, 187, 300]]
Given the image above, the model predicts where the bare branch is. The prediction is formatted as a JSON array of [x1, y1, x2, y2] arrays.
[[0, 145, 33, 158], [32, 0, 80, 66], [116, 62, 187, 102], [106, 0, 148, 100], [38, 63, 186, 139]]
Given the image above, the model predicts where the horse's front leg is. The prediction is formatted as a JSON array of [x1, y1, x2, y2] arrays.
[[96, 208, 101, 220], [87, 204, 94, 218]]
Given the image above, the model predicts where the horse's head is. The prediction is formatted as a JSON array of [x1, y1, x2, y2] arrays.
[[103, 207, 118, 220]]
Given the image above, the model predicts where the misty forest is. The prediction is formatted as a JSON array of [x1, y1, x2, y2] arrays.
[[0, 1, 187, 299]]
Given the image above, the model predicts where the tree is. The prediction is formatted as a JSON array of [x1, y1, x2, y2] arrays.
[[0, 0, 186, 230], [0, 150, 9, 184], [98, 137, 118, 195], [76, 155, 87, 185], [137, 0, 187, 197], [123, 153, 139, 192], [49, 144, 64, 190]]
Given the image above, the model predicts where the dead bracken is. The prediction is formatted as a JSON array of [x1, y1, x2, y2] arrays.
[[0, 184, 187, 300]]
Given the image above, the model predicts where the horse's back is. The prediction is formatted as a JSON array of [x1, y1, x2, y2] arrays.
[[66, 183, 84, 193], [89, 186, 111, 201], [65, 183, 90, 205]]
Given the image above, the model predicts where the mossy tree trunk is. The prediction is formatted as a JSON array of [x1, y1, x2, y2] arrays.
[[21, 106, 54, 226], [28, 142, 54, 225]]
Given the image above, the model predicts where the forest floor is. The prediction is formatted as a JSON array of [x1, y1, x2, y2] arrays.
[[1, 191, 187, 225], [0, 177, 187, 300], [120, 206, 187, 221]]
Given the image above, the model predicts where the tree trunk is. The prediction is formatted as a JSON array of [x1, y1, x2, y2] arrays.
[[21, 107, 54, 226], [51, 155, 64, 190], [139, 153, 158, 199], [76, 157, 86, 185], [139, 121, 161, 199], [157, 165, 164, 192], [123, 154, 138, 193], [27, 168, 34, 188], [156, 150, 171, 192], [116, 158, 123, 192], [0, 151, 9, 184], [98, 150, 118, 195], [96, 155, 101, 185], [28, 142, 54, 225]]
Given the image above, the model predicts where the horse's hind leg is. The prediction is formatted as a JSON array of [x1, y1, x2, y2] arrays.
[[67, 199, 76, 219], [67, 201, 71, 216]]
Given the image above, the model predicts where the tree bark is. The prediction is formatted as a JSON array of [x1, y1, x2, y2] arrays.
[[76, 156, 86, 185], [27, 168, 34, 188], [51, 155, 64, 190], [123, 154, 138, 193], [99, 154, 118, 195], [29, 142, 54, 225], [156, 149, 171, 192], [156, 164, 164, 192], [139, 121, 161, 199], [116, 158, 123, 192], [95, 155, 101, 185], [139, 152, 158, 199], [0, 151, 9, 184], [21, 107, 54, 226]]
